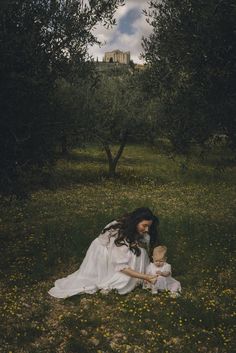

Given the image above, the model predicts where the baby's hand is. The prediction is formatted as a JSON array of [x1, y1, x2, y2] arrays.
[[155, 271, 162, 276], [146, 275, 158, 284]]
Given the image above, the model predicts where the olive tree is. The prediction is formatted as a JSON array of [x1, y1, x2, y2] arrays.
[[87, 71, 149, 176], [142, 0, 236, 153], [0, 0, 124, 192]]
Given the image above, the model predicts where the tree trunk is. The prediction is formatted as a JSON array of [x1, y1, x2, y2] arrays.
[[108, 159, 117, 178], [103, 131, 128, 177], [61, 134, 68, 155]]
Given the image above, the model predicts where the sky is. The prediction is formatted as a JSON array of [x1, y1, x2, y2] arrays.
[[88, 0, 152, 64]]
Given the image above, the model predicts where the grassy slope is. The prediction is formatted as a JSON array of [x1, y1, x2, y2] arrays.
[[0, 144, 235, 353]]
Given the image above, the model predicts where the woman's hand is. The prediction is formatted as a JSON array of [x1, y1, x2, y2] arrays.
[[146, 275, 158, 284], [120, 268, 158, 284]]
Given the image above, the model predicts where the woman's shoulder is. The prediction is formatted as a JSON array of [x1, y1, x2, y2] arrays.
[[103, 220, 119, 232], [97, 220, 120, 246]]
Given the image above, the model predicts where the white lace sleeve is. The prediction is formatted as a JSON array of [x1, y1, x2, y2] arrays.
[[111, 245, 131, 272]]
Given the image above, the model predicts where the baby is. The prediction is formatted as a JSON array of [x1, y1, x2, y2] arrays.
[[144, 245, 181, 296]]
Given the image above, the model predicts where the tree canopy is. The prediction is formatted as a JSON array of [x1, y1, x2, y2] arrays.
[[86, 70, 150, 176], [0, 0, 124, 192], [142, 0, 236, 152]]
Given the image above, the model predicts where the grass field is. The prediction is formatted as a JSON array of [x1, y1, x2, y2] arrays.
[[0, 144, 235, 353]]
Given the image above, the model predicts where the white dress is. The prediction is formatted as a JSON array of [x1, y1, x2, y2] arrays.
[[48, 221, 150, 298], [144, 262, 181, 293]]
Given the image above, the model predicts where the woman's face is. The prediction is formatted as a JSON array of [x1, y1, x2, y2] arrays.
[[136, 220, 153, 235]]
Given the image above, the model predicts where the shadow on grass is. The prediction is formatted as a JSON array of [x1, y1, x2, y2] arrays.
[[7, 145, 236, 199], [60, 150, 107, 164], [15, 166, 234, 200], [61, 148, 149, 166]]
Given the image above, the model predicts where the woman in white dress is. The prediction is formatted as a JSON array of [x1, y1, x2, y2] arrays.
[[48, 208, 159, 298]]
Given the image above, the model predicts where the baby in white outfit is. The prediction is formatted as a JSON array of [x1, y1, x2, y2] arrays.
[[144, 245, 181, 295]]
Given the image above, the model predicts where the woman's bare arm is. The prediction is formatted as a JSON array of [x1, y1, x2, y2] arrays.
[[121, 268, 157, 283]]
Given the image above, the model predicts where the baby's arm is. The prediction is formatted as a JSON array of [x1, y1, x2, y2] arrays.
[[157, 271, 170, 277], [156, 264, 171, 277]]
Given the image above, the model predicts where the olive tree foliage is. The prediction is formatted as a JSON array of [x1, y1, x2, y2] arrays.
[[87, 72, 149, 176], [0, 0, 124, 193], [142, 0, 236, 153], [52, 77, 89, 155]]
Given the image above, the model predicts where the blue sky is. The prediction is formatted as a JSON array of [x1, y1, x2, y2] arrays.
[[118, 8, 141, 35], [88, 0, 152, 64]]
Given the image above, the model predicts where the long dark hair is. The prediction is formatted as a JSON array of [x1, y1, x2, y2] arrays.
[[102, 207, 159, 256]]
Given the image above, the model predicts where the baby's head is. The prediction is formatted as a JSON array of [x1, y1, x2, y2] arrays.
[[153, 245, 167, 267]]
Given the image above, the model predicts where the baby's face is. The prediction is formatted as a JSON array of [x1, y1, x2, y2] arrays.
[[153, 257, 166, 267]]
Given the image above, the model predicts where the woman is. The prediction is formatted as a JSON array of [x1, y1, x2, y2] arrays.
[[48, 207, 159, 298]]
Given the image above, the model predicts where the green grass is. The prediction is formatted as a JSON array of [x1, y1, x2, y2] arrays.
[[0, 144, 235, 353]]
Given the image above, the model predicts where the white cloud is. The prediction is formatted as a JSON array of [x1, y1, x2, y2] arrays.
[[88, 0, 152, 64]]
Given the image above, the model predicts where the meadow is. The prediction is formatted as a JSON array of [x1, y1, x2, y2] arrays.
[[0, 143, 235, 353]]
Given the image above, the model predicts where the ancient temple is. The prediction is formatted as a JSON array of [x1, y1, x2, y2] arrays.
[[103, 50, 130, 64]]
